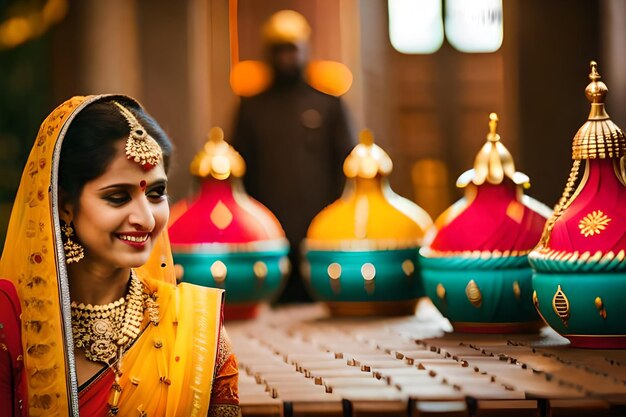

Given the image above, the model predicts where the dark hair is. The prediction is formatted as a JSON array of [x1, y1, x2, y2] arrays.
[[58, 98, 173, 205]]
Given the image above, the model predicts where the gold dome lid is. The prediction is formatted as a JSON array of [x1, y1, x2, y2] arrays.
[[189, 127, 246, 180], [572, 61, 626, 160], [306, 129, 432, 248], [343, 129, 393, 179], [456, 113, 529, 188]]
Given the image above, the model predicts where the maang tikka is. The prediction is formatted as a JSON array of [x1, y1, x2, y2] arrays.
[[62, 222, 84, 264], [112, 101, 162, 170]]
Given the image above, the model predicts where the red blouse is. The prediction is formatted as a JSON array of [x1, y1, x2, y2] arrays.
[[0, 279, 27, 417]]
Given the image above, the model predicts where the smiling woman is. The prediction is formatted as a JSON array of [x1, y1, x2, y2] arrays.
[[0, 96, 240, 416]]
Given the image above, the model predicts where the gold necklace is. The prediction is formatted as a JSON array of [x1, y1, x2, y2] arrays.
[[71, 271, 159, 416], [70, 272, 145, 364]]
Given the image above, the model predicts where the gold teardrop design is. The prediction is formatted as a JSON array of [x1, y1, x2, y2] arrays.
[[279, 256, 291, 276], [436, 283, 446, 300], [512, 281, 521, 300], [361, 263, 376, 281], [327, 263, 342, 280], [210, 260, 227, 284], [210, 200, 233, 230], [362, 263, 376, 294], [594, 296, 603, 310], [401, 259, 415, 276], [253, 261, 268, 280], [532, 290, 539, 308], [552, 285, 570, 326], [465, 280, 482, 308], [327, 263, 342, 294], [595, 296, 607, 319]]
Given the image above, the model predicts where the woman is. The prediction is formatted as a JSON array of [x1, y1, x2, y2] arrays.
[[0, 95, 240, 416]]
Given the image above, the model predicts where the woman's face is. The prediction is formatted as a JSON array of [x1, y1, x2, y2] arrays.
[[68, 140, 169, 270]]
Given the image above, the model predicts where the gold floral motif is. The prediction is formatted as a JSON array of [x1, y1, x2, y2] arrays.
[[579, 210, 611, 237], [552, 285, 570, 326]]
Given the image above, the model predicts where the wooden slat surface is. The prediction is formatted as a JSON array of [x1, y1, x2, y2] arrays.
[[230, 300, 626, 417]]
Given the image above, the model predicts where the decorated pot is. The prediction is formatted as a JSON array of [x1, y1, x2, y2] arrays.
[[302, 129, 433, 316], [421, 113, 551, 333], [529, 62, 626, 348], [168, 127, 290, 319]]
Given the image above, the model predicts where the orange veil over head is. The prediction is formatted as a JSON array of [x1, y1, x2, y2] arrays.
[[0, 95, 178, 416]]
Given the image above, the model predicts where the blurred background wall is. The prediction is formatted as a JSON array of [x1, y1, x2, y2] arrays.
[[1, 0, 625, 245]]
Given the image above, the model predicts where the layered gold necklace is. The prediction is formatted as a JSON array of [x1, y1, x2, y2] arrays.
[[71, 271, 159, 416], [71, 271, 145, 363]]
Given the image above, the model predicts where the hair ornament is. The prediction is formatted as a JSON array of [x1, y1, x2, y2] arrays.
[[113, 101, 162, 170]]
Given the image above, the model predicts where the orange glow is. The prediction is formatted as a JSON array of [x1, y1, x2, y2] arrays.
[[0, 18, 31, 47], [306, 60, 353, 97], [230, 59, 353, 97], [0, 0, 68, 50], [229, 60, 272, 97]]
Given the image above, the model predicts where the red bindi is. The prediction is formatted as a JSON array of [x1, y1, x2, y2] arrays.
[[140, 180, 147, 191]]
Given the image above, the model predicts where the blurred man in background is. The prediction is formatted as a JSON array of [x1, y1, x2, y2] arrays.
[[231, 10, 356, 302]]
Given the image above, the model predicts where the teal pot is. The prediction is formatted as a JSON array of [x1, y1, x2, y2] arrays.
[[530, 251, 626, 348], [173, 243, 289, 319], [421, 254, 541, 333], [303, 247, 422, 316]]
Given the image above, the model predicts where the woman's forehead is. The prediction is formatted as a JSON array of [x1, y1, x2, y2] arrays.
[[87, 140, 167, 187]]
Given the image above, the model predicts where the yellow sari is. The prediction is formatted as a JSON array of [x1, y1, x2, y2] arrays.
[[0, 95, 236, 416]]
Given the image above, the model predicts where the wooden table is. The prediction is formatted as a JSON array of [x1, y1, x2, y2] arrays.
[[228, 299, 626, 417]]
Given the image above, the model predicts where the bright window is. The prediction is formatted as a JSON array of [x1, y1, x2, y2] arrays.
[[388, 0, 444, 54], [444, 0, 503, 53], [388, 0, 503, 54]]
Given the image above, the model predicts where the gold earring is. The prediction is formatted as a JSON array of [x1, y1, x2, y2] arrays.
[[62, 223, 84, 264]]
